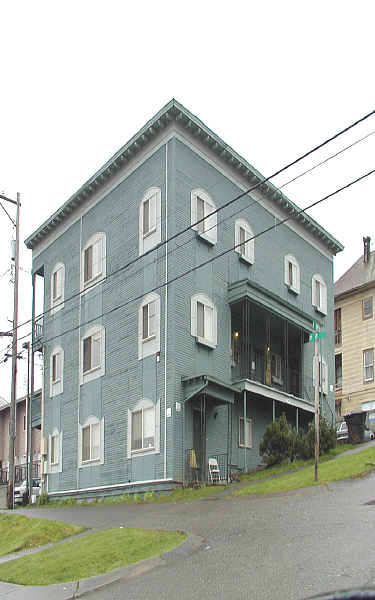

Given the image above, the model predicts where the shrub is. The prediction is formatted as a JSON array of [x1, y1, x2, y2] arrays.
[[37, 491, 49, 506], [259, 414, 294, 466]]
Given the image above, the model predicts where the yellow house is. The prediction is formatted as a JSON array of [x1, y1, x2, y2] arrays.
[[334, 237, 375, 422]]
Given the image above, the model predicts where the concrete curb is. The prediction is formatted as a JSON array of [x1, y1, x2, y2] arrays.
[[0, 532, 204, 599]]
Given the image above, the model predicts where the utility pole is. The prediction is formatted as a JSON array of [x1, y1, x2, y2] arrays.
[[0, 192, 21, 509], [23, 341, 31, 503]]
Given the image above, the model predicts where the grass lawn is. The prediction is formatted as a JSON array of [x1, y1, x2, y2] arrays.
[[0, 513, 84, 557], [234, 446, 375, 497], [0, 528, 187, 586], [238, 444, 356, 483]]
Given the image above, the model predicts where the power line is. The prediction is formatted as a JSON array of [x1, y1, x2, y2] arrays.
[[7, 108, 375, 337], [23, 167, 375, 349]]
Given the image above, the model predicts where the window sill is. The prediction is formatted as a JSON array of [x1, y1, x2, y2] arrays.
[[239, 444, 252, 449], [238, 253, 253, 266], [83, 365, 101, 377], [286, 284, 299, 296], [314, 305, 327, 316], [80, 457, 101, 467], [83, 273, 104, 289], [143, 227, 157, 239], [196, 231, 216, 246], [196, 336, 216, 349], [131, 446, 156, 455], [142, 334, 156, 343]]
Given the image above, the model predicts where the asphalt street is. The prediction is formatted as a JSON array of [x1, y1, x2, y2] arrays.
[[17, 456, 375, 600]]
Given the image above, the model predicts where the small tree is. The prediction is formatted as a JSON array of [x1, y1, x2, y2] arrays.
[[259, 414, 294, 466]]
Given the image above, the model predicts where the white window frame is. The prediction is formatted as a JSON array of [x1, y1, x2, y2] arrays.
[[363, 348, 374, 382], [78, 416, 104, 467], [312, 274, 327, 315], [363, 297, 373, 320], [235, 219, 254, 264], [51, 262, 65, 313], [191, 293, 217, 349], [191, 189, 217, 245], [80, 325, 105, 385], [313, 355, 328, 395], [50, 346, 64, 397], [239, 417, 252, 448], [271, 352, 283, 384], [284, 254, 300, 295], [138, 293, 161, 360], [139, 187, 161, 256], [48, 428, 62, 473], [81, 232, 106, 290], [127, 398, 160, 458]]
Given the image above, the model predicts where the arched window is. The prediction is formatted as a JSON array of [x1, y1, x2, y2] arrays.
[[139, 187, 161, 255], [138, 293, 161, 359], [48, 427, 62, 473], [191, 189, 217, 245], [51, 262, 65, 312], [312, 274, 327, 315], [235, 219, 254, 264], [81, 232, 106, 289], [78, 415, 104, 466], [191, 293, 217, 348], [284, 254, 300, 294], [50, 346, 64, 397], [127, 398, 160, 457], [80, 324, 105, 385]]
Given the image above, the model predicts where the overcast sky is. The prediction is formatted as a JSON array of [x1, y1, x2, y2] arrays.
[[0, 0, 374, 400]]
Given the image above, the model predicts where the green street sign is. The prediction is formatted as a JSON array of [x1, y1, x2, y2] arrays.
[[309, 331, 326, 342]]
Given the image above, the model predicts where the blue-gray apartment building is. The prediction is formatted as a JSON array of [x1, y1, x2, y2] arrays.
[[25, 100, 343, 499]]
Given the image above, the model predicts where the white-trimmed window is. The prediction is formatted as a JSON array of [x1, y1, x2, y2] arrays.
[[363, 348, 374, 382], [50, 346, 64, 397], [313, 355, 328, 395], [191, 189, 217, 245], [271, 353, 283, 384], [138, 293, 161, 360], [235, 219, 254, 264], [51, 262, 65, 312], [80, 325, 105, 385], [284, 255, 300, 294], [312, 274, 327, 315], [139, 187, 161, 256], [48, 428, 62, 473], [239, 417, 252, 448], [81, 232, 106, 288], [191, 293, 217, 349], [127, 398, 160, 457], [363, 297, 373, 320], [78, 416, 104, 466]]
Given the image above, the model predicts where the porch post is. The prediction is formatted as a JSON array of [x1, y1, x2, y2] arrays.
[[28, 272, 36, 501], [296, 407, 299, 431], [272, 399, 275, 422]]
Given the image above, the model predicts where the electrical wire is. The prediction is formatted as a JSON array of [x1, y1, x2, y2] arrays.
[[5, 108, 375, 338], [18, 167, 375, 349]]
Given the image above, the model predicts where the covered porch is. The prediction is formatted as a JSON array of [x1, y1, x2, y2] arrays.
[[182, 375, 236, 485]]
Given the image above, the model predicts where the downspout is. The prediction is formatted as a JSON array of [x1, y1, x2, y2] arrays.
[[77, 216, 83, 490], [163, 143, 168, 479], [243, 390, 247, 473]]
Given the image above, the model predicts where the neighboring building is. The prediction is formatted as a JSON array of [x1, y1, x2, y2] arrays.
[[0, 391, 41, 482], [334, 237, 375, 420], [25, 99, 342, 500]]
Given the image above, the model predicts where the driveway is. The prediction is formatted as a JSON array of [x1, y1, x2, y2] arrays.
[[16, 452, 375, 600]]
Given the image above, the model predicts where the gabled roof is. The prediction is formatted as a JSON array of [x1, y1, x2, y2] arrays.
[[0, 396, 9, 410], [25, 99, 343, 254], [335, 250, 375, 298]]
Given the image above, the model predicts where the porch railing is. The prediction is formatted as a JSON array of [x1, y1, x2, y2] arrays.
[[14, 462, 40, 484], [34, 316, 43, 350], [184, 449, 229, 485], [0, 470, 8, 485]]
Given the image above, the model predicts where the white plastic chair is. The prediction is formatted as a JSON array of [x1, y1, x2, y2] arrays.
[[208, 458, 221, 484]]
